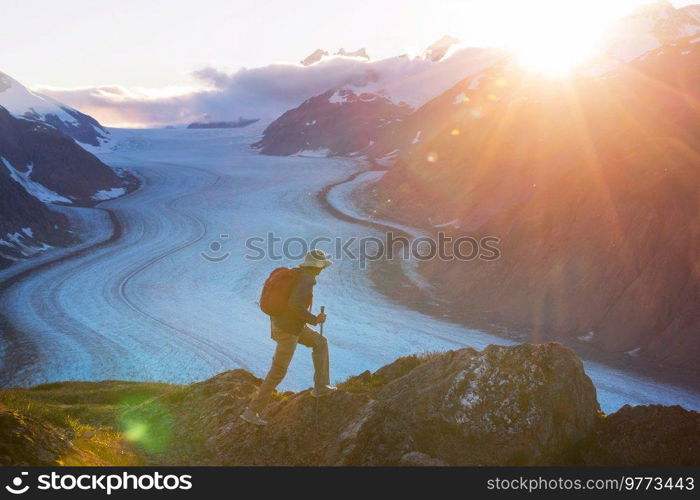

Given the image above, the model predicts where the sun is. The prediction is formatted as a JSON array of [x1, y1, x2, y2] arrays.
[[451, 0, 646, 76], [503, 3, 612, 75], [511, 32, 601, 75]]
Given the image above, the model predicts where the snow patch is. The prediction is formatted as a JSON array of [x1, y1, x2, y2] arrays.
[[412, 131, 422, 144], [430, 218, 460, 228], [329, 90, 349, 104], [453, 92, 467, 104], [2, 231, 52, 258], [578, 331, 595, 342], [468, 74, 486, 90], [295, 148, 331, 157], [92, 187, 126, 201], [375, 149, 400, 168], [1, 157, 71, 204]]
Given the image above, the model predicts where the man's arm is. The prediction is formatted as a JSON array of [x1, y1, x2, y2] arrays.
[[288, 274, 319, 325]]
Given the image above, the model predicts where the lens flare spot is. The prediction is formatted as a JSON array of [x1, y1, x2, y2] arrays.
[[495, 77, 508, 88], [450, 129, 460, 136], [123, 421, 148, 442], [427, 152, 439, 163], [117, 395, 172, 453]]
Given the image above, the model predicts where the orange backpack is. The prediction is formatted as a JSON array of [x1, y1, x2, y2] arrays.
[[259, 267, 299, 316]]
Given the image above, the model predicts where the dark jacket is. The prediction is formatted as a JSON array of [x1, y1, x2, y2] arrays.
[[271, 267, 320, 335]]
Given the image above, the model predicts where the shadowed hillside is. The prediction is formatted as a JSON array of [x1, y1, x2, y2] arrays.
[[370, 39, 700, 373]]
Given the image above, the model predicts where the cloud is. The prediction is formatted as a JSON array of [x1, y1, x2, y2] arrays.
[[38, 49, 503, 128]]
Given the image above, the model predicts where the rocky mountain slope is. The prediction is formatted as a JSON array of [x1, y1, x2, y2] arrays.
[[0, 106, 135, 268], [0, 164, 72, 268], [370, 34, 700, 372], [255, 42, 503, 157], [253, 88, 412, 156], [0, 343, 697, 466], [257, 3, 700, 163], [604, 0, 700, 62], [0, 71, 109, 147]]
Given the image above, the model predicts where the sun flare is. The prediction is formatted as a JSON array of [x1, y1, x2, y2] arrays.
[[454, 0, 649, 75], [511, 31, 601, 75], [501, 3, 611, 75]]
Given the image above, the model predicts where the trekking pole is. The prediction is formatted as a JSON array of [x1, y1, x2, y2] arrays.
[[315, 305, 325, 428], [319, 306, 325, 336]]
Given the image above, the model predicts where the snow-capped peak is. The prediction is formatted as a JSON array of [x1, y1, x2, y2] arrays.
[[0, 72, 78, 126], [605, 1, 700, 62], [300, 47, 370, 66], [423, 35, 461, 62], [0, 71, 109, 147]]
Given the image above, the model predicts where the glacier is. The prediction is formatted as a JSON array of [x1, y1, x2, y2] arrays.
[[0, 126, 698, 414]]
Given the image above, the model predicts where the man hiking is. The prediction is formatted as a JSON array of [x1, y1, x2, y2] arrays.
[[240, 249, 337, 426]]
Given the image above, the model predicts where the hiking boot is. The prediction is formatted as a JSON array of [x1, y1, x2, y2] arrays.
[[239, 408, 268, 426], [311, 385, 338, 398]]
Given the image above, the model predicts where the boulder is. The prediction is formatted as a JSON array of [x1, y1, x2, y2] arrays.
[[197, 343, 600, 465], [344, 343, 601, 465]]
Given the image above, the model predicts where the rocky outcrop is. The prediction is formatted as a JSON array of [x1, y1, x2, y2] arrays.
[[253, 88, 412, 156], [578, 404, 700, 466], [139, 343, 602, 465], [1, 343, 697, 466], [343, 344, 600, 466]]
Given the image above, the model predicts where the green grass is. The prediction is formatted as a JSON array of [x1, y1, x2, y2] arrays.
[[0, 380, 180, 465]]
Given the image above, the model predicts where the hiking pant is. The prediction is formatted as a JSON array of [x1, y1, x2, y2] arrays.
[[248, 325, 330, 414]]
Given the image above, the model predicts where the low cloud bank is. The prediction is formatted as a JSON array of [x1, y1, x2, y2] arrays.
[[40, 48, 501, 128]]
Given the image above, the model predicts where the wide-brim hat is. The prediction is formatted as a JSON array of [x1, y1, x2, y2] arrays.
[[301, 249, 332, 269]]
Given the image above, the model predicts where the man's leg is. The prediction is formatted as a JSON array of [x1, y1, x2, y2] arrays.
[[298, 326, 330, 389], [248, 331, 298, 414]]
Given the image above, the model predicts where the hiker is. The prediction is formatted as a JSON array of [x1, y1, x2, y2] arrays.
[[240, 249, 337, 426]]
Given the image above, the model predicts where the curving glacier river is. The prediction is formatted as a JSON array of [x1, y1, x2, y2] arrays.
[[1, 126, 699, 413]]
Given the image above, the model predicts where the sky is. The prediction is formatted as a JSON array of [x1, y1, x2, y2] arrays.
[[3, 0, 695, 90], [2, 0, 697, 127]]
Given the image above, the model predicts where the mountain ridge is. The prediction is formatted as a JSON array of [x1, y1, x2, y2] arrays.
[[0, 71, 109, 147], [0, 106, 136, 268], [0, 342, 697, 466]]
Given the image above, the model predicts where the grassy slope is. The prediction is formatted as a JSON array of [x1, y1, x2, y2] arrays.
[[0, 357, 423, 466], [0, 380, 177, 465]]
